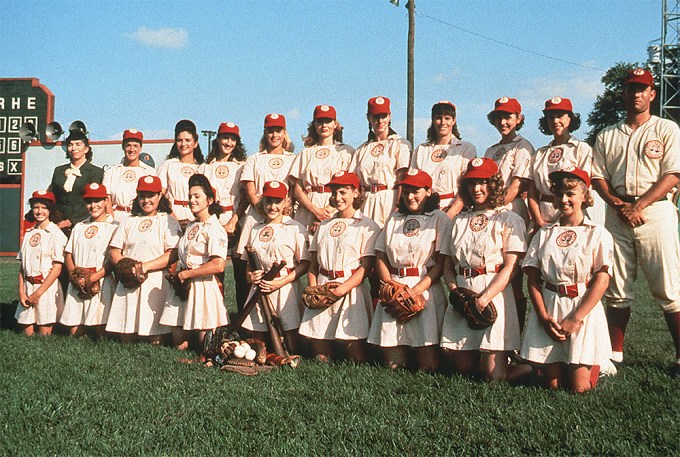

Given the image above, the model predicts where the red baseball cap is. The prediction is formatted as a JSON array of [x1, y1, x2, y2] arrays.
[[398, 169, 432, 189], [123, 129, 143, 143], [262, 181, 288, 199], [82, 183, 108, 199], [314, 104, 337, 120], [367, 96, 391, 116], [327, 171, 360, 189], [488, 97, 522, 116], [218, 122, 240, 137], [264, 113, 286, 129], [29, 190, 56, 204], [543, 97, 573, 113], [432, 99, 456, 112], [549, 166, 591, 188], [623, 68, 654, 87], [137, 175, 162, 193], [462, 158, 499, 180]]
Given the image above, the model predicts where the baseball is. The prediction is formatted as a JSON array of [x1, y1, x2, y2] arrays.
[[245, 349, 256, 361], [233, 345, 247, 359]]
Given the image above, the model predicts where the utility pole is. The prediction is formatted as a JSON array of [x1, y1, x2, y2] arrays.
[[407, 0, 416, 145]]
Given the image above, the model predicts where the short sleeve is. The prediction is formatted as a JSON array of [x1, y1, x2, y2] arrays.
[[396, 138, 412, 170], [103, 168, 113, 194], [375, 224, 387, 253], [410, 144, 423, 169], [434, 211, 452, 252], [109, 220, 127, 250], [240, 155, 257, 183], [462, 142, 477, 160], [294, 224, 311, 262], [309, 227, 320, 253], [360, 220, 380, 257], [502, 212, 527, 254], [522, 229, 543, 270], [512, 146, 532, 179], [592, 226, 614, 274], [65, 225, 77, 254], [576, 141, 593, 175], [163, 216, 182, 250], [591, 132, 609, 181], [51, 230, 67, 264], [440, 219, 454, 257], [156, 160, 170, 189], [526, 152, 538, 182], [287, 151, 303, 181], [206, 223, 229, 260]]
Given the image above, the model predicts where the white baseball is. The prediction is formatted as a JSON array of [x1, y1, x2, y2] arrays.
[[245, 349, 257, 361], [233, 345, 247, 358]]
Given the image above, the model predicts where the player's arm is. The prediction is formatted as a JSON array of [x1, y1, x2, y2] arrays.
[[527, 180, 547, 228], [504, 176, 523, 205], [292, 178, 331, 222], [559, 268, 610, 336], [178, 256, 225, 282], [525, 266, 565, 341]]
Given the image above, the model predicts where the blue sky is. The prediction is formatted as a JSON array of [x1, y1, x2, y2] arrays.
[[2, 1, 661, 155]]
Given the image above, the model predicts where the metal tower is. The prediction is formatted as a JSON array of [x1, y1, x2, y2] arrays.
[[660, 0, 680, 122]]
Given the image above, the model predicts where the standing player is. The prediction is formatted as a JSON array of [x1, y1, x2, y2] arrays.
[[411, 100, 475, 219], [157, 120, 204, 229], [591, 68, 680, 377], [16, 191, 67, 336], [350, 96, 412, 228], [103, 129, 156, 222], [528, 97, 591, 228], [289, 104, 354, 234]]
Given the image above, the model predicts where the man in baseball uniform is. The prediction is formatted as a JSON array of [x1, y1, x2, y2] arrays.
[[104, 129, 156, 222], [591, 68, 680, 377]]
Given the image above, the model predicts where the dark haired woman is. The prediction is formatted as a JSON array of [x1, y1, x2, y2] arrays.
[[49, 130, 104, 234], [157, 119, 204, 228], [106, 175, 181, 343], [16, 191, 67, 336], [410, 100, 475, 219], [289, 104, 354, 234], [349, 96, 411, 228], [160, 174, 229, 350], [528, 97, 592, 228], [299, 171, 380, 363], [367, 169, 450, 372], [440, 158, 528, 382]]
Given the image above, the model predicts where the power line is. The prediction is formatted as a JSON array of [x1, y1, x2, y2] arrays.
[[415, 11, 605, 72]]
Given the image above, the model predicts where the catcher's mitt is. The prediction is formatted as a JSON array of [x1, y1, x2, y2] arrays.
[[115, 257, 147, 289], [449, 288, 497, 330], [166, 262, 190, 301], [302, 282, 341, 309], [378, 280, 425, 324], [69, 267, 100, 299]]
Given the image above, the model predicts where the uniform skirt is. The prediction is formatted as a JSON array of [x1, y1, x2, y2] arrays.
[[15, 280, 64, 326], [60, 276, 114, 326], [160, 275, 229, 330]]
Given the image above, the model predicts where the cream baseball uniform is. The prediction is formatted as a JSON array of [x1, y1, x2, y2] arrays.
[[106, 213, 182, 336], [520, 218, 613, 365], [199, 160, 245, 225], [298, 210, 380, 340], [367, 209, 450, 347], [410, 139, 474, 209], [235, 151, 296, 257], [156, 158, 200, 222], [15, 222, 67, 325], [103, 163, 156, 222], [440, 208, 526, 351], [530, 136, 592, 223], [592, 116, 680, 312], [160, 214, 229, 330], [350, 134, 412, 228], [288, 143, 355, 231], [484, 134, 534, 221], [61, 215, 118, 326], [242, 216, 309, 332]]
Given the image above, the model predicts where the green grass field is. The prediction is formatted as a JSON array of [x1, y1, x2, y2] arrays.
[[1, 258, 678, 455]]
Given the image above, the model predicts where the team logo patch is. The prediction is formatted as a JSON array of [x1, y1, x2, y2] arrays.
[[186, 225, 199, 240], [471, 157, 483, 167], [556, 230, 577, 247], [499, 97, 509, 104], [138, 219, 153, 232], [259, 226, 274, 242], [269, 157, 284, 169], [28, 233, 41, 247], [181, 166, 195, 177], [469, 214, 488, 232], [403, 218, 420, 237], [315, 147, 331, 159], [492, 147, 506, 161], [375, 97, 385, 105], [270, 113, 280, 119], [320, 105, 330, 112], [370, 144, 385, 157], [551, 96, 562, 104], [633, 68, 645, 75], [84, 226, 99, 239], [215, 165, 230, 179], [226, 122, 235, 127], [547, 147, 564, 164], [644, 140, 664, 159], [431, 148, 447, 163], [330, 221, 346, 237], [122, 170, 136, 183]]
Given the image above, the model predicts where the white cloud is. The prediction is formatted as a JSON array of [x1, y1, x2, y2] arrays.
[[286, 108, 300, 120], [125, 27, 188, 49], [517, 71, 603, 112], [108, 129, 174, 140], [431, 68, 461, 84]]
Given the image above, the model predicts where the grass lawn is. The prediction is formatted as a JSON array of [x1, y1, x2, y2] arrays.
[[0, 258, 678, 455]]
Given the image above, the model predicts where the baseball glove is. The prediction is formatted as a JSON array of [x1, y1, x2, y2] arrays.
[[166, 262, 190, 301], [69, 267, 100, 299], [302, 282, 341, 309], [115, 257, 147, 289], [449, 287, 497, 330], [378, 280, 425, 324]]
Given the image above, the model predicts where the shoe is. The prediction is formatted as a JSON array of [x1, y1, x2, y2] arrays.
[[671, 364, 680, 378], [611, 351, 623, 363], [600, 359, 618, 377]]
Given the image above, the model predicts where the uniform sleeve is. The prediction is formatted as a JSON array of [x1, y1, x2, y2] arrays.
[[396, 138, 412, 170], [375, 223, 387, 253], [234, 224, 251, 257], [462, 142, 477, 160], [64, 225, 77, 254], [206, 223, 229, 260], [577, 142, 593, 176], [592, 226, 614, 274], [156, 160, 170, 189], [512, 146, 532, 179], [410, 144, 423, 169], [51, 230, 67, 264], [521, 229, 543, 270], [434, 211, 453, 252], [103, 168, 113, 195], [526, 150, 539, 181], [660, 120, 680, 175], [309, 224, 321, 253], [164, 216, 182, 250], [240, 155, 257, 183], [294, 224, 311, 262], [440, 218, 454, 257], [502, 212, 527, 254], [360, 220, 380, 257], [591, 131, 609, 181], [109, 220, 127, 250], [287, 150, 304, 181]]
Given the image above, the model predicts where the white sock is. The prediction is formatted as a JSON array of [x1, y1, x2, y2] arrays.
[[611, 351, 623, 363]]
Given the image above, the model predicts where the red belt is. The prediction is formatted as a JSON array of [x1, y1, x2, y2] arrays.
[[439, 192, 455, 200], [319, 267, 357, 280], [539, 194, 554, 203], [83, 267, 97, 273], [458, 264, 502, 278], [220, 204, 234, 211], [25, 274, 44, 285], [545, 282, 587, 298], [114, 205, 131, 212], [277, 267, 295, 278], [388, 265, 431, 277], [362, 184, 388, 193], [174, 200, 190, 207], [311, 185, 331, 193]]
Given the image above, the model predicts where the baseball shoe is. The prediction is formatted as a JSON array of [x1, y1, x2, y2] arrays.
[[600, 358, 618, 377]]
